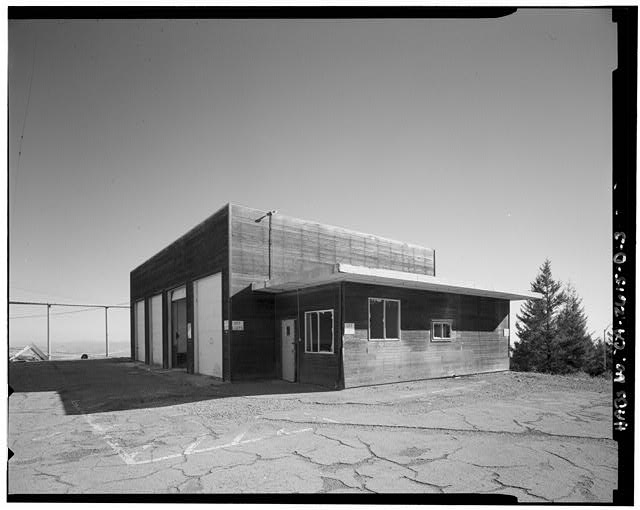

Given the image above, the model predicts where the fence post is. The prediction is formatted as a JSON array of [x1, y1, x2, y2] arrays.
[[105, 307, 109, 358], [47, 304, 51, 360]]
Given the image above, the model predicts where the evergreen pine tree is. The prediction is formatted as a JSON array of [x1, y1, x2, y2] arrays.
[[511, 259, 565, 372], [552, 284, 594, 374], [585, 333, 612, 376]]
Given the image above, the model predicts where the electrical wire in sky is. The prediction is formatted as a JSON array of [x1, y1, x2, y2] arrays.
[[10, 307, 104, 320], [12, 35, 38, 225]]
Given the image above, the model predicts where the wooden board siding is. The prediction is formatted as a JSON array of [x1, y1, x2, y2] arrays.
[[227, 203, 433, 383], [130, 201, 510, 389], [342, 283, 509, 388], [229, 288, 276, 380], [130, 205, 230, 376], [229, 203, 435, 296], [274, 285, 341, 389], [131, 205, 229, 300]]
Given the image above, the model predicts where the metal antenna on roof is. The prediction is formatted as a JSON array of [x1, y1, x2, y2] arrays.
[[255, 210, 278, 280]]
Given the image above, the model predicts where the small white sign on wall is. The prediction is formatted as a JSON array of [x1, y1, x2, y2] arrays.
[[503, 328, 510, 337], [344, 323, 355, 335], [232, 320, 245, 331], [224, 320, 229, 331]]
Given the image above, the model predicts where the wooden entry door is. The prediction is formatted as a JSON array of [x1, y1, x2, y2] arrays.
[[281, 319, 296, 382], [171, 298, 187, 369]]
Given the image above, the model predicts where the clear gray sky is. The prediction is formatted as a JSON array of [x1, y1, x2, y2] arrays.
[[8, 10, 617, 351]]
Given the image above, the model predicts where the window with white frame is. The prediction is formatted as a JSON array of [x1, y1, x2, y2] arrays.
[[305, 310, 334, 353], [431, 320, 453, 341], [368, 298, 400, 340]]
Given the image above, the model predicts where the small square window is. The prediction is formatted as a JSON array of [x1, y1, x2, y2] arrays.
[[432, 320, 452, 342]]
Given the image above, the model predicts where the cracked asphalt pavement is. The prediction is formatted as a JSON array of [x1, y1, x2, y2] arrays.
[[9, 359, 616, 501]]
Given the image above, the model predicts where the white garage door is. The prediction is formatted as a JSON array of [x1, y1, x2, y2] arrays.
[[135, 299, 145, 362], [194, 273, 222, 377], [150, 294, 163, 366]]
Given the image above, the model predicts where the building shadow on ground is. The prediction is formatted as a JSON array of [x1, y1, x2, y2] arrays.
[[9, 358, 330, 415]]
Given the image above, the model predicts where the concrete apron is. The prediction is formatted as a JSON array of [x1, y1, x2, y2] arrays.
[[8, 361, 616, 500]]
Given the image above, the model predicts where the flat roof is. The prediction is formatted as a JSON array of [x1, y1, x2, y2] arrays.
[[251, 263, 542, 301]]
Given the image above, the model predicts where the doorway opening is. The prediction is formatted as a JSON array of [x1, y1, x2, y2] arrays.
[[168, 286, 187, 370]]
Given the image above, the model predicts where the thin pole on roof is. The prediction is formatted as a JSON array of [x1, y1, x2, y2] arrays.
[[255, 210, 277, 280]]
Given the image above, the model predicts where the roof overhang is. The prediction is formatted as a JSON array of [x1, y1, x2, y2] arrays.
[[251, 263, 541, 301]]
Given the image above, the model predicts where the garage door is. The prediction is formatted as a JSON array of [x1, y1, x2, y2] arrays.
[[194, 273, 223, 377], [135, 299, 145, 362], [150, 294, 162, 366]]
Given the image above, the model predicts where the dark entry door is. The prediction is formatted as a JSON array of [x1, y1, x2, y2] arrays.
[[171, 298, 187, 369]]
